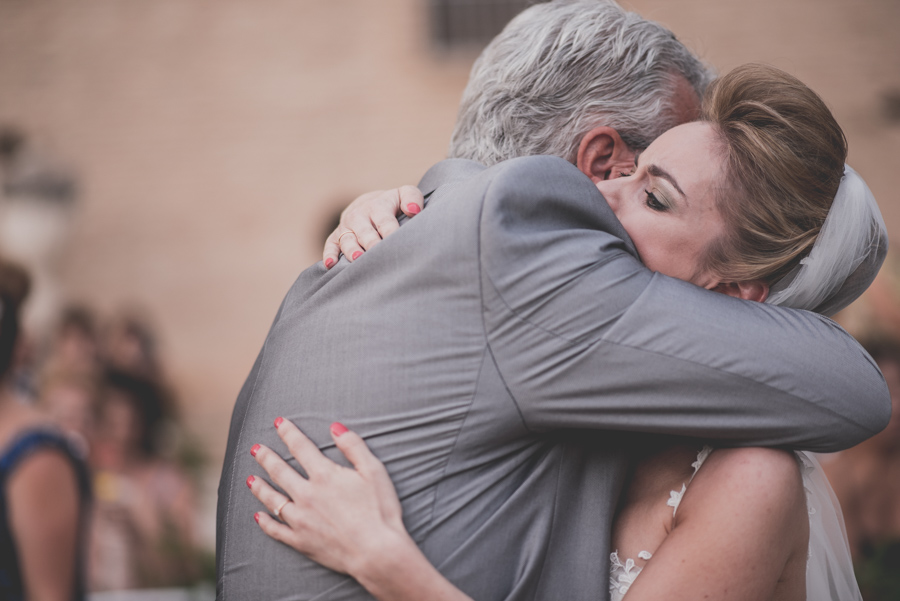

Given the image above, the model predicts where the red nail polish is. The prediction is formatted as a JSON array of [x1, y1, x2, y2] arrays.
[[351, 251, 362, 261], [274, 416, 284, 428], [331, 422, 349, 437], [254, 512, 260, 523], [246, 475, 255, 488], [250, 444, 260, 457], [324, 258, 335, 269], [406, 203, 421, 215]]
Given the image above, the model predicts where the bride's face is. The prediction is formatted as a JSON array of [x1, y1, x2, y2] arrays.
[[595, 122, 727, 287]]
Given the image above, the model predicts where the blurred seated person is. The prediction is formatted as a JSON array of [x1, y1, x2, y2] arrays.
[[88, 369, 199, 591], [824, 338, 900, 597], [39, 370, 98, 455], [0, 259, 91, 601]]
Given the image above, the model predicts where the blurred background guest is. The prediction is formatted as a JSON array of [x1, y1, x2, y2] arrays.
[[45, 305, 101, 379], [89, 369, 201, 591], [0, 259, 90, 601], [102, 311, 162, 382], [38, 369, 99, 456]]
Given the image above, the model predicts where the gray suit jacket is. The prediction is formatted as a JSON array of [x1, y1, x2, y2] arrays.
[[217, 156, 890, 601]]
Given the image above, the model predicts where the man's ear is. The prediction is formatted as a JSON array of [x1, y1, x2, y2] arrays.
[[710, 280, 770, 303], [576, 127, 635, 183]]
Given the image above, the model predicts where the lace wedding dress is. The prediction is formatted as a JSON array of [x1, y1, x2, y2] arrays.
[[608, 447, 862, 601]]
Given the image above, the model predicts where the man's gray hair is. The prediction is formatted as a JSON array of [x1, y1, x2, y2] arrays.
[[448, 0, 714, 165]]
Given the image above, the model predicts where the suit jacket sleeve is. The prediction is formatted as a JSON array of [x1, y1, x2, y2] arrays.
[[478, 156, 890, 452]]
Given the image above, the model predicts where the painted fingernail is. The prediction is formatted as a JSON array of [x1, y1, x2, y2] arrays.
[[407, 203, 421, 215], [246, 475, 255, 488], [324, 258, 335, 269], [351, 251, 362, 261], [254, 512, 260, 523], [274, 417, 283, 428], [331, 422, 349, 437], [250, 444, 260, 457]]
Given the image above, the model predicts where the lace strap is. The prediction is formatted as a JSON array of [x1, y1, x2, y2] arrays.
[[667, 445, 714, 516]]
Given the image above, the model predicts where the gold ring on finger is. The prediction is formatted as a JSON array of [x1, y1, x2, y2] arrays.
[[338, 230, 357, 246], [273, 499, 291, 520]]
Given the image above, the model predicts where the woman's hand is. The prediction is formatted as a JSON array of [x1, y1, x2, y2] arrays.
[[323, 186, 425, 269], [247, 419, 409, 576], [247, 419, 475, 601]]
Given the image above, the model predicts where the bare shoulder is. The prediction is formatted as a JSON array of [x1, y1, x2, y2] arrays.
[[676, 447, 807, 531], [684, 448, 803, 505], [7, 444, 80, 503], [703, 447, 802, 482], [623, 448, 810, 600]]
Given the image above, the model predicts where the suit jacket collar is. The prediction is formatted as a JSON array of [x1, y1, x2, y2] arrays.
[[417, 158, 486, 197]]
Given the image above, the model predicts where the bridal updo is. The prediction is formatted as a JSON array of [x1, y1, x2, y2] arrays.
[[699, 64, 847, 286]]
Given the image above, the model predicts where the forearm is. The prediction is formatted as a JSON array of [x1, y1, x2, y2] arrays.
[[354, 530, 474, 601], [489, 267, 889, 450], [480, 156, 890, 449]]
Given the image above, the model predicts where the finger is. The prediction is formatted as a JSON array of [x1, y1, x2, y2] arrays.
[[397, 185, 425, 217], [329, 422, 384, 476], [330, 423, 403, 525], [255, 510, 300, 547], [336, 227, 366, 261], [275, 417, 335, 478], [324, 190, 380, 266], [371, 212, 400, 241], [363, 189, 402, 241], [246, 472, 292, 517], [342, 207, 385, 252], [252, 444, 311, 500], [323, 229, 341, 269]]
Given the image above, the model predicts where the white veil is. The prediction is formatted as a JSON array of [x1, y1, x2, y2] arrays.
[[766, 165, 888, 316], [798, 452, 864, 601], [763, 165, 887, 601]]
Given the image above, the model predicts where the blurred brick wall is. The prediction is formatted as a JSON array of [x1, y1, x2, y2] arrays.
[[0, 0, 472, 454]]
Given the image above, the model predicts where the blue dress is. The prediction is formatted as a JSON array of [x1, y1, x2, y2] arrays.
[[0, 429, 91, 601]]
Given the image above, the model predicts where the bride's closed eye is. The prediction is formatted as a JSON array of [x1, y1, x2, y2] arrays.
[[644, 189, 669, 212]]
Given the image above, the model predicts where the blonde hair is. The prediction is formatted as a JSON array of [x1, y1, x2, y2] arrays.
[[700, 64, 847, 284]]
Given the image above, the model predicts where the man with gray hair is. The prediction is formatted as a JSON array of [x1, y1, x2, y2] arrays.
[[327, 0, 710, 259], [449, 0, 710, 164], [217, 2, 887, 600]]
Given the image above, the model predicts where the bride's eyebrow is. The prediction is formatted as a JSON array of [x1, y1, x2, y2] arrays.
[[647, 164, 685, 198]]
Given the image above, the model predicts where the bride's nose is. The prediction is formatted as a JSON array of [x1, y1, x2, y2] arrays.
[[595, 179, 623, 215]]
